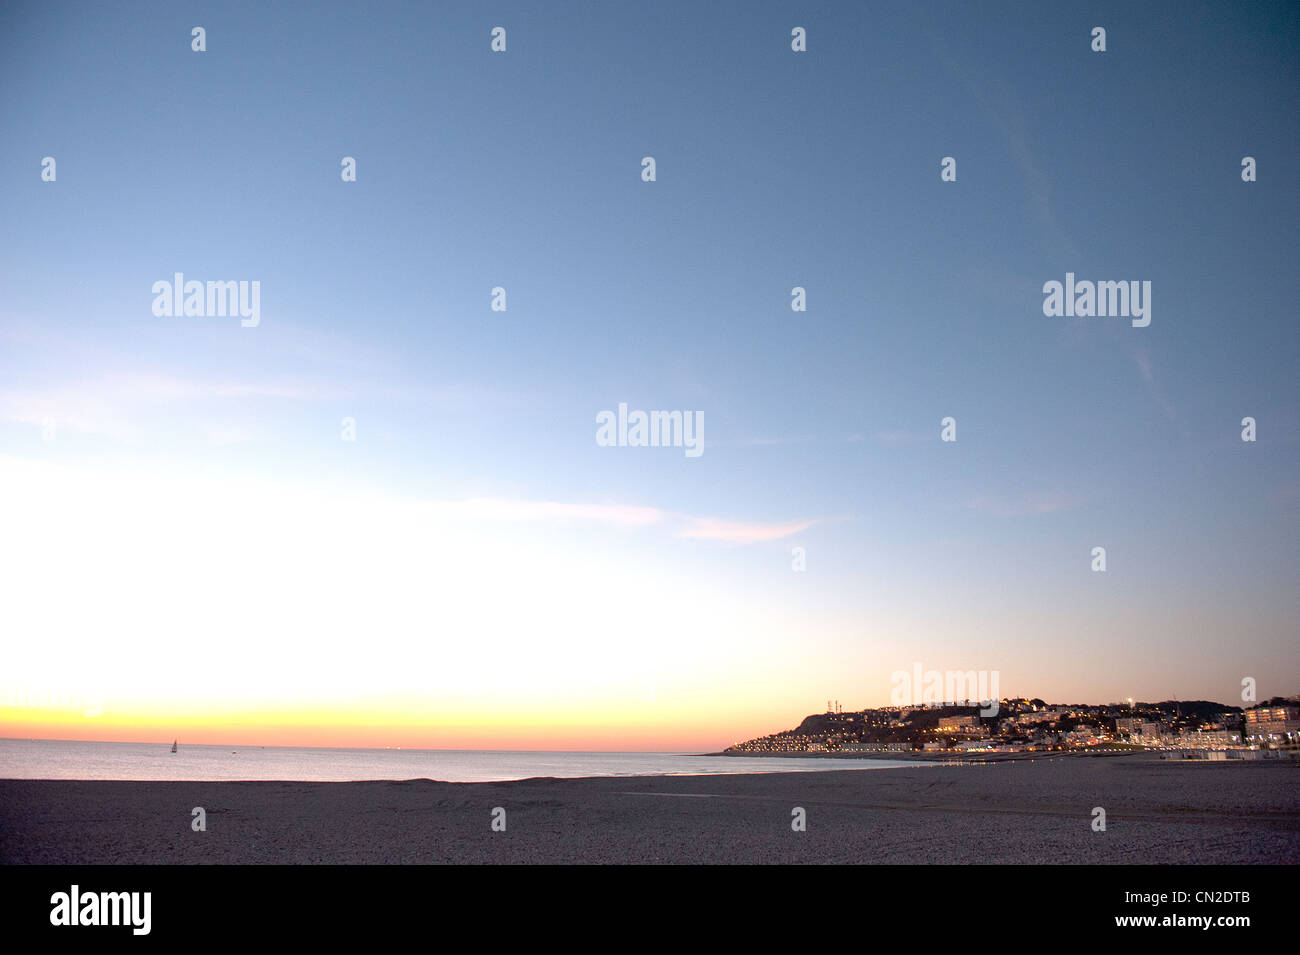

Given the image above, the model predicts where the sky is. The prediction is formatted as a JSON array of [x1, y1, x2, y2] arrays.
[[1, 1, 1297, 751]]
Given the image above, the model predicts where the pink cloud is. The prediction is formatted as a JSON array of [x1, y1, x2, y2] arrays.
[[423, 499, 817, 544]]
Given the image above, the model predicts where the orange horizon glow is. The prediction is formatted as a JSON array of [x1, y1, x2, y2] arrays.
[[0, 701, 801, 753], [3, 458, 1283, 759]]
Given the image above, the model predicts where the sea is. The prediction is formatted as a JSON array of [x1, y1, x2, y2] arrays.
[[0, 738, 925, 783]]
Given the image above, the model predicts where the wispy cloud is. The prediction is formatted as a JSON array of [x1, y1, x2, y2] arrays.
[[0, 449, 815, 546], [1132, 346, 1178, 421], [933, 38, 1080, 262], [343, 491, 816, 545], [0, 317, 533, 438], [423, 496, 817, 544], [0, 374, 334, 438], [677, 516, 816, 543]]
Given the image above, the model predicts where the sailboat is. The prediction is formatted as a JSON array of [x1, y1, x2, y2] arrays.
[[170, 740, 177, 754]]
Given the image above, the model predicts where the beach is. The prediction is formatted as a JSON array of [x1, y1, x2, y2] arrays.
[[2, 755, 1296, 864]]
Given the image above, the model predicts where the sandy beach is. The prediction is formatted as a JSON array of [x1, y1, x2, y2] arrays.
[[2, 755, 1296, 864]]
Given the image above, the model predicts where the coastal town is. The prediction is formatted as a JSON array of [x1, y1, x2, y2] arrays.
[[726, 696, 1300, 758]]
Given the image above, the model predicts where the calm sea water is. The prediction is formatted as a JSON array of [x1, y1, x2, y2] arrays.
[[0, 738, 925, 782]]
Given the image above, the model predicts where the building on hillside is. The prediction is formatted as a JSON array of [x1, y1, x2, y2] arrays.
[[1244, 705, 1300, 745], [1014, 711, 1056, 726], [1115, 717, 1142, 736], [937, 715, 987, 737]]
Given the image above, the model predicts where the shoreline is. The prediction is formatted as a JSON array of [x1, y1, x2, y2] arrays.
[[3, 756, 1296, 864], [709, 748, 1154, 763]]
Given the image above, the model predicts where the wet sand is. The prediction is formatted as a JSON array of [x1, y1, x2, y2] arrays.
[[2, 756, 1296, 864]]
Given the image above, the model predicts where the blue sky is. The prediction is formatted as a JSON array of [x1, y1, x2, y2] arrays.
[[1, 1, 1297, 745]]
